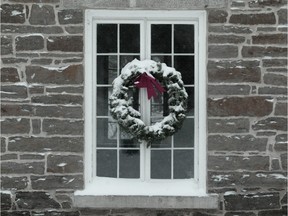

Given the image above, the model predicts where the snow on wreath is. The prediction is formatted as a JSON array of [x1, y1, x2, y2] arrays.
[[109, 59, 188, 144]]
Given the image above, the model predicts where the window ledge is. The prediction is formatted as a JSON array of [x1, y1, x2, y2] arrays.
[[74, 194, 219, 209]]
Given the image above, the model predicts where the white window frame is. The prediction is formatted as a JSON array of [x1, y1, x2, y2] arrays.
[[76, 10, 214, 205]]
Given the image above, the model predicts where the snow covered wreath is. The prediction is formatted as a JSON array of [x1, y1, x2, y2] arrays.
[[109, 59, 188, 143]]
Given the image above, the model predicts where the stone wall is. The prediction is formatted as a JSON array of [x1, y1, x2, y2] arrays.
[[0, 0, 287, 215]]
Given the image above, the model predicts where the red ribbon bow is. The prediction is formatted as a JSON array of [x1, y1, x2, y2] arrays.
[[134, 72, 165, 100]]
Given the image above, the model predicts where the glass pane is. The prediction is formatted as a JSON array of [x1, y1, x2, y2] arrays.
[[97, 24, 117, 53], [150, 136, 172, 148], [120, 55, 140, 69], [151, 55, 172, 66], [119, 150, 140, 178], [97, 150, 117, 177], [174, 56, 194, 85], [96, 118, 117, 147], [120, 128, 140, 148], [174, 25, 194, 53], [97, 56, 117, 84], [151, 24, 171, 53], [185, 87, 194, 116], [120, 24, 140, 53], [174, 150, 194, 179], [151, 150, 171, 179], [96, 87, 112, 116], [174, 118, 194, 148]]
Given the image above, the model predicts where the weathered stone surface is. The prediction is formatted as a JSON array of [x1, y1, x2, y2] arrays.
[[1, 4, 25, 23], [20, 154, 45, 160], [208, 60, 260, 68], [26, 65, 83, 84], [16, 192, 60, 209], [263, 58, 287, 67], [224, 192, 280, 210], [58, 9, 83, 24], [1, 35, 13, 55], [32, 119, 41, 134], [46, 86, 83, 94], [31, 95, 83, 105], [47, 36, 83, 52], [208, 10, 228, 23], [252, 34, 287, 44], [1, 85, 28, 99], [208, 156, 269, 171], [1, 153, 18, 160], [208, 85, 251, 95], [16, 35, 44, 51], [281, 193, 287, 205], [1, 118, 30, 134], [209, 171, 287, 188], [31, 58, 53, 65], [230, 13, 276, 25], [32, 211, 80, 216], [209, 35, 245, 44], [252, 117, 287, 131], [275, 134, 287, 152], [1, 192, 12, 210], [1, 137, 6, 153], [208, 97, 273, 117], [225, 213, 256, 216], [1, 25, 63, 34], [209, 25, 253, 34], [29, 4, 55, 25], [281, 153, 287, 170], [1, 211, 31, 216], [47, 155, 83, 173], [242, 46, 287, 58], [258, 208, 287, 216], [278, 9, 288, 24], [8, 137, 84, 153], [259, 87, 287, 95], [31, 175, 83, 190], [208, 45, 238, 58], [1, 161, 44, 174], [29, 85, 45, 94], [2, 57, 28, 64], [208, 135, 267, 151], [257, 27, 277, 32], [65, 26, 84, 34], [264, 73, 287, 86], [1, 67, 20, 82], [208, 118, 249, 133], [42, 119, 83, 135], [1, 176, 29, 190], [271, 159, 281, 170]]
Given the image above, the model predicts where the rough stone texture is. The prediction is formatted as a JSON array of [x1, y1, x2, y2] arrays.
[[1, 4, 25, 23], [208, 97, 273, 117], [275, 103, 288, 116], [242, 46, 287, 58], [208, 45, 238, 58], [58, 9, 83, 24], [1, 35, 13, 55], [15, 35, 44, 51], [262, 58, 287, 67], [29, 4, 56, 25], [1, 67, 20, 82], [209, 25, 253, 34], [229, 13, 276, 25], [258, 86, 287, 95], [1, 85, 28, 99], [263, 73, 287, 86], [1, 25, 64, 34], [278, 8, 288, 24], [281, 153, 287, 170], [208, 118, 250, 133], [224, 193, 280, 210], [252, 117, 287, 131], [47, 154, 83, 173], [208, 10, 228, 23], [15, 192, 61, 209], [31, 95, 83, 105], [274, 134, 287, 152], [252, 34, 287, 44], [1, 118, 30, 134], [1, 193, 12, 210], [209, 35, 245, 44], [1, 176, 29, 190], [47, 36, 83, 52], [208, 85, 251, 95], [1, 161, 45, 174]]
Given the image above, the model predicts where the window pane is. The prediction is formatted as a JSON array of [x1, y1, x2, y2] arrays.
[[185, 87, 194, 116], [96, 87, 112, 116], [96, 118, 117, 147], [174, 118, 194, 148], [174, 24, 194, 53], [97, 150, 117, 177], [151, 24, 171, 53], [151, 150, 171, 179], [97, 56, 117, 84], [174, 56, 194, 85], [150, 136, 172, 148], [151, 55, 172, 66], [97, 24, 117, 53], [120, 55, 140, 69], [119, 150, 140, 178], [120, 128, 140, 148], [174, 150, 194, 179], [120, 24, 140, 53]]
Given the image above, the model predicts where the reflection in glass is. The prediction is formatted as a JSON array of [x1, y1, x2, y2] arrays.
[[97, 150, 117, 177], [151, 56, 172, 66], [120, 24, 140, 53], [174, 56, 194, 85], [151, 24, 171, 53], [97, 56, 117, 84], [119, 150, 140, 178], [120, 128, 140, 148], [97, 24, 117, 53], [185, 87, 195, 116], [120, 55, 140, 69], [151, 150, 171, 179], [174, 150, 194, 179], [174, 118, 194, 148], [96, 118, 117, 147], [150, 136, 172, 148], [174, 25, 194, 53], [96, 87, 112, 116]]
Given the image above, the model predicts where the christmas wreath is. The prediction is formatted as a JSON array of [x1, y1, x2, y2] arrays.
[[109, 59, 188, 143]]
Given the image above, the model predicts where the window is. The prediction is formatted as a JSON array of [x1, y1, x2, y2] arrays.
[[77, 10, 215, 207]]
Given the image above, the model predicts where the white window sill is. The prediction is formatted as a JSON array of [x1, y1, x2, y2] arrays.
[[74, 178, 219, 209]]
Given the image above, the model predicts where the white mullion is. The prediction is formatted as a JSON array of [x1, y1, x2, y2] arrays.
[[116, 23, 120, 178], [171, 24, 174, 179]]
